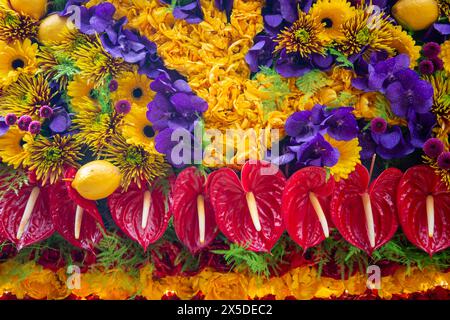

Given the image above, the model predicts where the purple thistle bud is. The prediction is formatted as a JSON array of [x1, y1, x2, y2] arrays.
[[370, 117, 387, 134], [437, 151, 450, 170], [419, 60, 435, 75], [423, 42, 441, 59], [17, 115, 32, 131], [115, 100, 131, 114], [28, 121, 41, 134], [39, 105, 53, 118], [423, 138, 445, 158], [109, 79, 119, 92], [5, 113, 17, 126], [431, 57, 444, 71]]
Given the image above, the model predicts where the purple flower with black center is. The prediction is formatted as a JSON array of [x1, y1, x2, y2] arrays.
[[39, 105, 54, 118], [371, 125, 415, 159], [0, 117, 9, 137], [385, 69, 434, 117], [423, 42, 441, 58], [408, 111, 436, 148], [5, 114, 17, 126], [370, 117, 387, 134], [17, 115, 32, 131], [285, 110, 319, 143], [245, 35, 276, 73], [115, 100, 131, 114], [423, 138, 444, 158], [275, 49, 312, 78], [322, 107, 359, 141], [215, 0, 234, 21], [419, 60, 435, 75], [28, 121, 42, 135], [109, 79, 119, 92], [431, 57, 444, 71], [49, 110, 72, 133], [437, 152, 450, 170], [288, 134, 339, 168]]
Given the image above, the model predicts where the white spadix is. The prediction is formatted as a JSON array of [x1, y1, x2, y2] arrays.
[[16, 187, 40, 240], [197, 195, 206, 244], [361, 192, 376, 249], [308, 192, 329, 238], [246, 192, 262, 232], [74, 205, 84, 240], [426, 195, 435, 238], [141, 191, 152, 229]]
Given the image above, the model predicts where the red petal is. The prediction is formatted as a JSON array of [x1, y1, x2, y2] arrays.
[[397, 165, 450, 255], [0, 183, 54, 250], [172, 167, 218, 254], [108, 183, 170, 250], [282, 167, 335, 250], [208, 161, 286, 252], [331, 164, 402, 254], [49, 181, 103, 251]]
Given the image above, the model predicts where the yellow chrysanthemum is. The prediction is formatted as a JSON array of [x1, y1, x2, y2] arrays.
[[121, 105, 156, 150], [325, 134, 361, 181], [0, 39, 38, 87], [386, 24, 421, 68], [0, 126, 33, 169], [310, 0, 355, 40], [275, 11, 330, 57], [0, 10, 39, 43], [114, 71, 154, 107], [439, 40, 450, 74], [67, 74, 97, 111]]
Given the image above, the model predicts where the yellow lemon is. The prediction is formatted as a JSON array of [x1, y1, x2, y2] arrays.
[[392, 0, 439, 31], [9, 0, 48, 20], [72, 160, 122, 200], [38, 14, 75, 43]]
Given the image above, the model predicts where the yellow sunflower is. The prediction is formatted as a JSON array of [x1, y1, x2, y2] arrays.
[[0, 39, 38, 87], [114, 71, 154, 107], [439, 39, 450, 73], [386, 24, 421, 68], [121, 105, 156, 150], [310, 0, 355, 40], [0, 126, 33, 169], [67, 75, 97, 111], [325, 134, 361, 181]]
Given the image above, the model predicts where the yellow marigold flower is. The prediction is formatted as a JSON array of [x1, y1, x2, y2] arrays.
[[16, 267, 70, 300], [0, 126, 33, 169], [440, 41, 450, 75], [193, 269, 249, 300], [114, 70, 154, 107], [310, 0, 355, 40], [325, 134, 361, 181], [284, 266, 319, 300], [386, 24, 421, 68], [0, 38, 38, 87], [121, 105, 156, 150]]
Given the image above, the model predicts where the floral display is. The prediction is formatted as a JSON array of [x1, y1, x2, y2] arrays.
[[0, 0, 449, 301]]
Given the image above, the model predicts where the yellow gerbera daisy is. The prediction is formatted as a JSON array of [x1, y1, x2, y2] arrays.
[[114, 71, 154, 107], [325, 134, 361, 181], [0, 39, 38, 87], [121, 105, 156, 150], [67, 74, 97, 111], [0, 126, 33, 169], [386, 24, 421, 68], [310, 0, 355, 40], [439, 40, 450, 74]]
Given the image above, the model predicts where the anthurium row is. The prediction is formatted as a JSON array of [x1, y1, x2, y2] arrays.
[[0, 160, 449, 257]]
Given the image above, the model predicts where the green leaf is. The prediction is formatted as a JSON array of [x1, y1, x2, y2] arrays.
[[295, 70, 331, 95], [0, 164, 29, 201], [328, 48, 354, 69]]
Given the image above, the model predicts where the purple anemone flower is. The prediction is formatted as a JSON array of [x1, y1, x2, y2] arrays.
[[89, 2, 115, 33], [285, 110, 319, 143], [288, 134, 339, 168], [275, 49, 312, 78], [371, 126, 415, 159], [408, 111, 436, 148], [0, 117, 9, 137], [358, 130, 377, 160], [162, 0, 204, 24], [215, 0, 234, 21], [262, 0, 313, 36], [322, 107, 359, 141]]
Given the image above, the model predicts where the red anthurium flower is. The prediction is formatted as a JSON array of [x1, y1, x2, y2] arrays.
[[282, 167, 335, 250], [49, 168, 104, 251], [172, 167, 218, 254], [208, 160, 286, 252], [397, 165, 450, 256], [0, 172, 55, 250], [108, 179, 171, 251], [331, 164, 403, 255]]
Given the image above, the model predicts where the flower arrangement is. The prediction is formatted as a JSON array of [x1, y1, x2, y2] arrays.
[[0, 0, 449, 300]]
